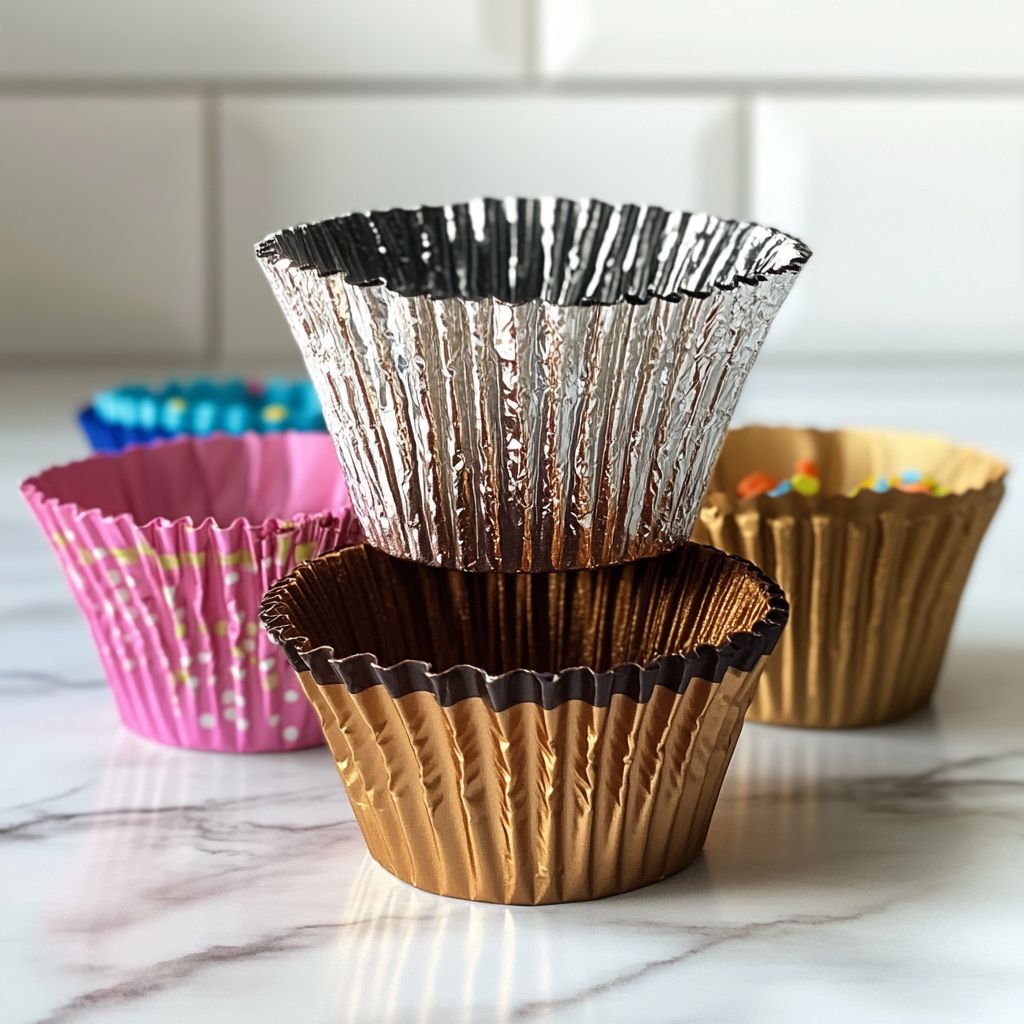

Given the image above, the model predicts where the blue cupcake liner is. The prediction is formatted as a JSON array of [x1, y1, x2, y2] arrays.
[[78, 378, 326, 453], [77, 406, 172, 453]]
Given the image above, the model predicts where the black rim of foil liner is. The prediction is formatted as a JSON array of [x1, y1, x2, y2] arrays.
[[259, 544, 790, 712], [256, 196, 811, 306]]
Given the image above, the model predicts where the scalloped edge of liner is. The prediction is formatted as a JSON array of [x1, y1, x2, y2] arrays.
[[258, 543, 790, 711], [702, 426, 1009, 517], [255, 196, 812, 307], [20, 430, 353, 538]]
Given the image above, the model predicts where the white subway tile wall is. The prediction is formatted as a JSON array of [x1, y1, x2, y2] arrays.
[[0, 1, 1019, 365], [0, 1, 527, 79], [539, 1, 1024, 80], [752, 97, 1024, 357], [0, 96, 205, 359]]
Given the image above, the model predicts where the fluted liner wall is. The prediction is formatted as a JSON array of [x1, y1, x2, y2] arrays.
[[261, 542, 789, 903], [22, 433, 362, 752], [693, 426, 1006, 728], [257, 197, 809, 571]]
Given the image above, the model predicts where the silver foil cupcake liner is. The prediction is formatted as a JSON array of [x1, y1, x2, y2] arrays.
[[257, 196, 810, 571]]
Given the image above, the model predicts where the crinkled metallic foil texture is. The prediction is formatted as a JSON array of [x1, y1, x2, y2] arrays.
[[296, 666, 762, 904], [260, 543, 788, 903], [257, 197, 810, 571], [693, 426, 1007, 728]]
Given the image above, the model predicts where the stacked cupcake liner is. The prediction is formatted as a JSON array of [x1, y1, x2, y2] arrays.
[[258, 196, 810, 572], [261, 543, 788, 904], [693, 426, 1006, 728], [248, 196, 810, 902], [22, 432, 362, 752], [18, 196, 810, 902]]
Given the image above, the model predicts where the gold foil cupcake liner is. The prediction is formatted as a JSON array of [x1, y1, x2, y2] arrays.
[[693, 426, 1006, 728], [261, 543, 788, 904]]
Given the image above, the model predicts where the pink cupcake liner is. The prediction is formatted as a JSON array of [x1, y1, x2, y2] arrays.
[[21, 432, 362, 752]]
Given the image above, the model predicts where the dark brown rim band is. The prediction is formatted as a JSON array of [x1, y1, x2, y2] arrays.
[[260, 543, 789, 711]]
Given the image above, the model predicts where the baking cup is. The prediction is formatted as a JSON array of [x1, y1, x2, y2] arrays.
[[260, 542, 788, 904], [257, 196, 810, 572], [78, 405, 174, 453], [21, 432, 362, 752], [78, 377, 326, 453], [693, 426, 1007, 728]]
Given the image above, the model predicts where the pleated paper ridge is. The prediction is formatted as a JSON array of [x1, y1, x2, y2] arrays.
[[21, 433, 362, 752], [693, 426, 1007, 728], [257, 197, 810, 571], [300, 665, 762, 904]]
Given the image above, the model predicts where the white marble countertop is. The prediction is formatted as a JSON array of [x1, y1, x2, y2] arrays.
[[3, 365, 1023, 1024]]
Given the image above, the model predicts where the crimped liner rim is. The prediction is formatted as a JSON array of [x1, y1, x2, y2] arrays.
[[20, 431, 350, 537], [702, 425, 1008, 517], [256, 195, 811, 307], [259, 542, 789, 708]]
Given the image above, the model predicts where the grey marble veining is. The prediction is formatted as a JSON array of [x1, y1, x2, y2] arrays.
[[2, 367, 1023, 1024]]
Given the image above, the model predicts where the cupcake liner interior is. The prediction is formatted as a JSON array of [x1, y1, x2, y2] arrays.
[[261, 543, 788, 703], [257, 196, 810, 306], [705, 425, 1007, 500], [89, 378, 324, 435], [24, 431, 352, 530]]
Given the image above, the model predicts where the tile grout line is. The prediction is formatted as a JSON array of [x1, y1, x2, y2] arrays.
[[524, 0, 541, 83], [200, 90, 223, 370], [2, 77, 1024, 96]]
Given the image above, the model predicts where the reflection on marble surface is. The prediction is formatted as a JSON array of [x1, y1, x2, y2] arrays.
[[3, 367, 1023, 1023]]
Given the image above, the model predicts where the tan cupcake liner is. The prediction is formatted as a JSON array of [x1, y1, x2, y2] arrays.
[[693, 426, 1006, 728], [262, 542, 787, 903]]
